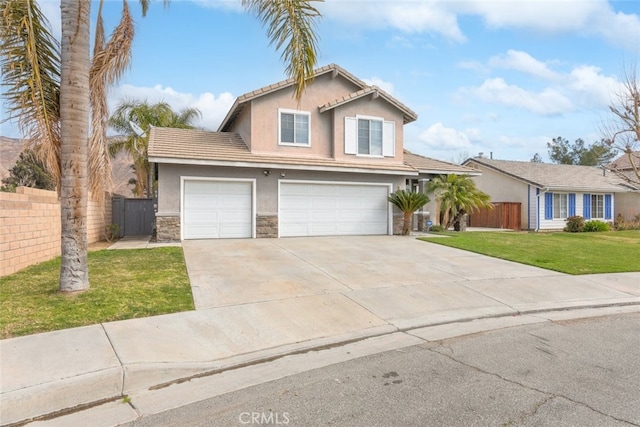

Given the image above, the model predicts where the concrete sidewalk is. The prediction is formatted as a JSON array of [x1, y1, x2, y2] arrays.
[[1, 236, 639, 426]]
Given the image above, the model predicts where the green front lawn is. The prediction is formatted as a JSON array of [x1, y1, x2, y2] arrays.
[[0, 247, 194, 339], [419, 231, 640, 275]]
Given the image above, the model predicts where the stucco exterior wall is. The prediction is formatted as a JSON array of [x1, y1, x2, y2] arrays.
[[467, 162, 531, 228], [615, 192, 640, 219], [157, 163, 405, 215], [234, 102, 252, 149], [246, 73, 359, 158], [228, 73, 407, 167], [330, 96, 405, 165]]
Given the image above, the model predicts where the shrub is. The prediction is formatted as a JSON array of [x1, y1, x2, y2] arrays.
[[429, 225, 445, 232], [614, 213, 640, 231], [104, 224, 120, 242], [564, 215, 585, 232], [583, 220, 610, 232]]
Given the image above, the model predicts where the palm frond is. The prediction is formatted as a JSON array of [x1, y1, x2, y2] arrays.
[[89, 0, 135, 200], [243, 0, 322, 100], [1, 0, 61, 189], [388, 190, 429, 213]]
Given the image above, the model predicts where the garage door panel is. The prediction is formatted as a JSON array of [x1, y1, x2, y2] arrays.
[[183, 180, 252, 239], [280, 182, 389, 237]]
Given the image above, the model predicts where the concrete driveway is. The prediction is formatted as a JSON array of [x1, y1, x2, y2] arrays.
[[182, 235, 639, 328], [4, 235, 640, 426]]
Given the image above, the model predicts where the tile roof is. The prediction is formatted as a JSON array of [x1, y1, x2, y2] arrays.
[[219, 64, 417, 130], [466, 157, 635, 192], [319, 86, 417, 124], [148, 127, 418, 175], [403, 150, 480, 175]]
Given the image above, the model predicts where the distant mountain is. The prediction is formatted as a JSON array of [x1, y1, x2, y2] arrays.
[[0, 136, 135, 197], [0, 136, 23, 181]]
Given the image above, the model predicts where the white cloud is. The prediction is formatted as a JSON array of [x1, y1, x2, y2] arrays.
[[318, 1, 465, 42], [461, 78, 573, 116], [464, 0, 603, 33], [315, 0, 640, 51], [190, 0, 244, 12], [362, 77, 395, 95], [488, 50, 562, 81], [109, 84, 235, 131], [460, 51, 625, 115], [597, 10, 640, 52], [418, 122, 475, 149], [467, 0, 640, 53], [566, 65, 621, 107]]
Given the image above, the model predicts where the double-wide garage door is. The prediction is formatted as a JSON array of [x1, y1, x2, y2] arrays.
[[182, 179, 390, 239], [279, 182, 390, 237]]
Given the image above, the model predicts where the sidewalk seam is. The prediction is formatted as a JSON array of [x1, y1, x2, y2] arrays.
[[100, 323, 126, 396]]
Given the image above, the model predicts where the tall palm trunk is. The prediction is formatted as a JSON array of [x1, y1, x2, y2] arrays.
[[59, 0, 90, 292]]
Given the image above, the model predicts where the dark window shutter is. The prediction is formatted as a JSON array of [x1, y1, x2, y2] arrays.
[[568, 193, 576, 216], [583, 194, 591, 219], [604, 194, 612, 220], [544, 193, 553, 220]]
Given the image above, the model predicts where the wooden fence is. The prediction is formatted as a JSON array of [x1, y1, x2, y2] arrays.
[[469, 202, 521, 230]]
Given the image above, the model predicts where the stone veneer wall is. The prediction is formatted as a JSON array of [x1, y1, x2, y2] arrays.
[[256, 215, 278, 238], [156, 216, 180, 242], [392, 213, 404, 235]]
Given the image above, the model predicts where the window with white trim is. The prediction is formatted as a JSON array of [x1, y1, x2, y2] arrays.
[[279, 109, 310, 146], [358, 118, 383, 156], [590, 194, 604, 219], [553, 193, 568, 219], [344, 116, 395, 157]]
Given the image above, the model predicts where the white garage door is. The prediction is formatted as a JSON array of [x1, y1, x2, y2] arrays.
[[183, 179, 252, 239], [279, 182, 390, 237]]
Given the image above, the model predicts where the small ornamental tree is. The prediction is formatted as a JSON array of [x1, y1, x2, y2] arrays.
[[388, 190, 430, 235], [1, 149, 55, 192]]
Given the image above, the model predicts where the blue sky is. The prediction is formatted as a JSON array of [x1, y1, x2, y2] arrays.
[[2, 0, 639, 163]]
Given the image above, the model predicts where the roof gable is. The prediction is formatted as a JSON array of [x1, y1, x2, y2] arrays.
[[218, 64, 417, 131]]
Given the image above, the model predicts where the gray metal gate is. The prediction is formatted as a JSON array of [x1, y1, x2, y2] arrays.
[[112, 197, 155, 237]]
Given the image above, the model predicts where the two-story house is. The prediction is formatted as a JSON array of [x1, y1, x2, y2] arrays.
[[149, 64, 463, 241]]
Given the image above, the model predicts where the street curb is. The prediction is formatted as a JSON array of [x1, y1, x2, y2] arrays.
[[3, 301, 640, 427]]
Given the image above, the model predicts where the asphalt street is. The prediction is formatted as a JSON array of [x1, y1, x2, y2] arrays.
[[124, 313, 640, 427]]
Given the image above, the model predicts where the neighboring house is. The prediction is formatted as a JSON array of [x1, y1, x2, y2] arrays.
[[403, 150, 480, 228], [463, 157, 639, 231], [149, 64, 426, 241], [606, 151, 640, 219], [608, 150, 640, 181]]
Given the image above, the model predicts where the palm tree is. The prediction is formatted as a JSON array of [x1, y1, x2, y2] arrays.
[[1, 0, 322, 292], [108, 100, 201, 197], [388, 190, 430, 235], [428, 174, 492, 231]]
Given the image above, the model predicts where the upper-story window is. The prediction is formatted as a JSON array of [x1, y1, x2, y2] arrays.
[[279, 109, 310, 146], [344, 115, 395, 157], [358, 118, 383, 156]]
